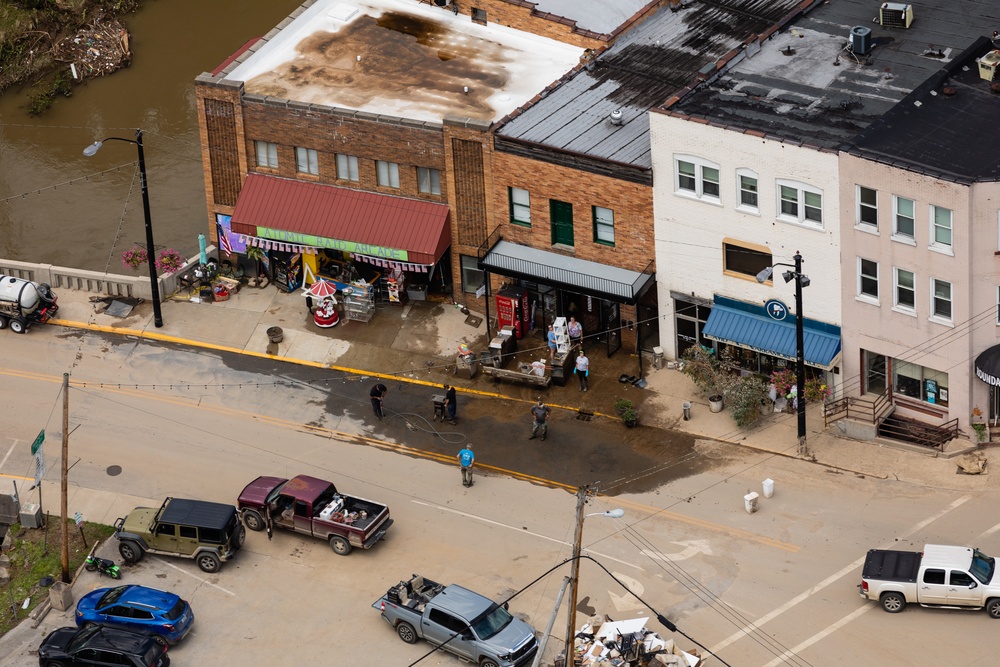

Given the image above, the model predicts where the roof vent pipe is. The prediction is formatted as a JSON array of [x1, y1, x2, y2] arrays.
[[609, 109, 623, 125]]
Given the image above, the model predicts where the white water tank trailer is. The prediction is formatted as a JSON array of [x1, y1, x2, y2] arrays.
[[0, 274, 59, 334]]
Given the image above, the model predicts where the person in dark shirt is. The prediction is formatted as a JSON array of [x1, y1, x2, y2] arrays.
[[443, 384, 457, 425], [370, 383, 388, 420], [528, 399, 552, 441]]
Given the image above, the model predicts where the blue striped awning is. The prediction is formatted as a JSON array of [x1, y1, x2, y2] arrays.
[[702, 296, 841, 370]]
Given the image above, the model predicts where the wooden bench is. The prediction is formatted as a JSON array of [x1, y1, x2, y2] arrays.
[[483, 365, 551, 388]]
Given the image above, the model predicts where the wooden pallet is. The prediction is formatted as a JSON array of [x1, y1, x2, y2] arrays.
[[482, 365, 551, 388]]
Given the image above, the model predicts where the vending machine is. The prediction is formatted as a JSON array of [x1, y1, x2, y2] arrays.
[[495, 286, 530, 339]]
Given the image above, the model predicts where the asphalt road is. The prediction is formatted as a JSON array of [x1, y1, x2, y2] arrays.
[[2, 329, 1000, 666]]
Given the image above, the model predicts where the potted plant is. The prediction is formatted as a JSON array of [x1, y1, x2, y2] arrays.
[[971, 406, 988, 444], [614, 398, 638, 427], [728, 376, 769, 428], [245, 246, 269, 288], [121, 246, 148, 272], [155, 248, 185, 275], [680, 345, 736, 413]]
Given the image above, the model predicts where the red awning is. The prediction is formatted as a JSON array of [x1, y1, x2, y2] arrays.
[[231, 174, 451, 265]]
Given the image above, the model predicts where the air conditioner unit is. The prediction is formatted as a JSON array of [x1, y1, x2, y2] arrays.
[[849, 26, 873, 56], [879, 3, 913, 29], [978, 50, 1000, 82]]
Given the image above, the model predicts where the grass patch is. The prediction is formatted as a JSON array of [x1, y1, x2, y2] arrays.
[[1, 518, 114, 637]]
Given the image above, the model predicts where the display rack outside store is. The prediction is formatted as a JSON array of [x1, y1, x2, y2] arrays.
[[342, 282, 375, 323]]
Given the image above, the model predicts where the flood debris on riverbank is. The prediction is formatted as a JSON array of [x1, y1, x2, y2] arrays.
[[52, 15, 131, 81]]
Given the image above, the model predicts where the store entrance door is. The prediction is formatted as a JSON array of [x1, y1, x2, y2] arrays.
[[602, 300, 622, 357], [864, 351, 887, 395]]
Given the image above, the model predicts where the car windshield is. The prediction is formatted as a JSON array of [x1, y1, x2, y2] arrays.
[[470, 604, 513, 640], [97, 586, 129, 608], [971, 549, 995, 584]]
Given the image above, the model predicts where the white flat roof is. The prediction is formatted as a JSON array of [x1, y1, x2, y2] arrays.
[[224, 0, 584, 124], [531, 0, 651, 34]]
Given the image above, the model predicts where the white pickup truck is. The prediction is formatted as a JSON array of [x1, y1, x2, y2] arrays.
[[859, 544, 1000, 617]]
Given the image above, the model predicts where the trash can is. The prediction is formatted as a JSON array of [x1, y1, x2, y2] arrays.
[[266, 326, 284, 344], [744, 492, 759, 514], [762, 478, 774, 498], [653, 346, 665, 370], [682, 401, 692, 421]]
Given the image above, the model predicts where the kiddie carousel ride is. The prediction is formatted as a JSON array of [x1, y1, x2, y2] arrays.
[[305, 279, 340, 328]]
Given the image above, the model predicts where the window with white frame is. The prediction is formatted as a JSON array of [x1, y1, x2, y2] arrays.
[[737, 169, 758, 211], [509, 187, 530, 226], [417, 167, 441, 195], [894, 268, 915, 312], [675, 156, 720, 201], [857, 186, 878, 229], [931, 278, 952, 321], [254, 141, 277, 169], [777, 181, 823, 226], [893, 195, 915, 240], [930, 205, 952, 250], [295, 147, 318, 175], [593, 206, 615, 246], [336, 154, 359, 182], [858, 258, 879, 301], [377, 160, 400, 188]]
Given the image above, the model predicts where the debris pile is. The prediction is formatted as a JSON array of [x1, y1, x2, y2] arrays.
[[52, 15, 131, 81], [568, 615, 702, 666]]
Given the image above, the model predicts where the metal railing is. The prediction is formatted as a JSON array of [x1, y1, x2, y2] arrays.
[[878, 415, 959, 449], [823, 388, 891, 427]]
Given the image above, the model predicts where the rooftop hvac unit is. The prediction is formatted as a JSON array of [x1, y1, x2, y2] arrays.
[[850, 26, 872, 56], [978, 50, 1000, 82], [879, 3, 913, 29]]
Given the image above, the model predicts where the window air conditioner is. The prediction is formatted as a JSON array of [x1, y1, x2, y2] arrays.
[[879, 3, 913, 29]]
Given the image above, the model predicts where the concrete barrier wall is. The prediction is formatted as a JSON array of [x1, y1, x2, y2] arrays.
[[0, 247, 217, 302]]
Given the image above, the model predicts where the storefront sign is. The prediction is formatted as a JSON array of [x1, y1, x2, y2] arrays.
[[764, 299, 789, 321], [256, 227, 409, 261]]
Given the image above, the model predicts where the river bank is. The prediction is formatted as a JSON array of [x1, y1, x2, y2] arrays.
[[0, 0, 141, 115]]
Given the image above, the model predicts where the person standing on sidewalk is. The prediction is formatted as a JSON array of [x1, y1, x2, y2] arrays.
[[568, 316, 583, 351], [369, 382, 388, 420], [528, 399, 552, 440], [546, 325, 557, 359], [574, 349, 589, 392], [443, 384, 457, 425], [458, 445, 475, 487]]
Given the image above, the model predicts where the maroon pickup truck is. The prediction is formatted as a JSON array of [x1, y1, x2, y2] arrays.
[[237, 475, 393, 555]]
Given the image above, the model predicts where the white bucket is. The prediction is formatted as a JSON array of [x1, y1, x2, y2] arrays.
[[744, 492, 759, 514], [762, 478, 774, 498]]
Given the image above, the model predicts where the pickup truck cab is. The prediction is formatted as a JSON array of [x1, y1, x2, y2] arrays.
[[237, 474, 392, 555], [860, 544, 1000, 617], [373, 574, 538, 667]]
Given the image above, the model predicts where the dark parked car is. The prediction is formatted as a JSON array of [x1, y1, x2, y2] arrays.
[[37, 625, 169, 667], [75, 585, 194, 645]]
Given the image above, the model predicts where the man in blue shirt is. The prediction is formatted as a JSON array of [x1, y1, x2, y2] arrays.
[[458, 445, 475, 487]]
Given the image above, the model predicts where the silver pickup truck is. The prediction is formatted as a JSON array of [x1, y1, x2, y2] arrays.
[[373, 574, 538, 667]]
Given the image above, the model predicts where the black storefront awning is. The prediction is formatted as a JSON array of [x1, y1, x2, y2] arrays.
[[480, 240, 654, 304], [975, 345, 1000, 386]]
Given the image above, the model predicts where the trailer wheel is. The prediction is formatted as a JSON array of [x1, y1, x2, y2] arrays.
[[329, 535, 352, 556], [987, 598, 1000, 619], [9, 318, 26, 334], [396, 621, 418, 644], [880, 592, 906, 613], [243, 510, 264, 532], [0, 316, 7, 329]]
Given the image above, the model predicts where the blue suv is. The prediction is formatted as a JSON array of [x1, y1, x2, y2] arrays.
[[75, 585, 194, 645]]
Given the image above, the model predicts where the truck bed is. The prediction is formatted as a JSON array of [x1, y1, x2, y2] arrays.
[[862, 548, 921, 582]]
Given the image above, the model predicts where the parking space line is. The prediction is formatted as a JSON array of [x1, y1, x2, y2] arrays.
[[759, 605, 873, 667], [152, 557, 236, 596], [0, 439, 19, 473]]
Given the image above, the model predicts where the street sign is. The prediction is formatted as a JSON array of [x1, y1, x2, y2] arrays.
[[74, 512, 84, 527], [30, 430, 44, 455]]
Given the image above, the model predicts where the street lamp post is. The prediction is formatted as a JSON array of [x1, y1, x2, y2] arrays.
[[565, 485, 624, 666], [756, 252, 810, 456], [83, 129, 163, 327]]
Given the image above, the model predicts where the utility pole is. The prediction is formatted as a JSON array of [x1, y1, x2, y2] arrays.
[[60, 372, 69, 583], [565, 485, 588, 665]]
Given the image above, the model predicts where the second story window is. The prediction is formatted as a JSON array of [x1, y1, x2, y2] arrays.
[[858, 257, 879, 301], [377, 160, 400, 189], [254, 141, 277, 169], [857, 186, 878, 230], [336, 154, 359, 182], [931, 278, 952, 322], [723, 241, 771, 280], [295, 147, 318, 175], [593, 206, 615, 246], [894, 268, 915, 312], [930, 205, 953, 251], [509, 187, 530, 226], [417, 167, 441, 195]]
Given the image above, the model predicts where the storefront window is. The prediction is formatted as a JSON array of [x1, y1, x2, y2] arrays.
[[893, 360, 948, 406]]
